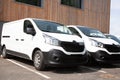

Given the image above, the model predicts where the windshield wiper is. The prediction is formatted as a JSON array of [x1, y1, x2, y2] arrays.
[[42, 30, 51, 32]]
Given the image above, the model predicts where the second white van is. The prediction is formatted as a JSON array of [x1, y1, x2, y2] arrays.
[[67, 25, 120, 64]]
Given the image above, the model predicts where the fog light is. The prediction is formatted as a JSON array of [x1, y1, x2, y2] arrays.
[[54, 56, 60, 61], [53, 56, 60, 61], [100, 56, 104, 59]]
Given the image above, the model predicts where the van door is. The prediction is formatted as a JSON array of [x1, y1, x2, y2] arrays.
[[19, 20, 36, 59]]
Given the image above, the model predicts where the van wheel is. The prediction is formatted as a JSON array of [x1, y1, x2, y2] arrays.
[[33, 50, 46, 71], [1, 46, 8, 58], [86, 53, 97, 66]]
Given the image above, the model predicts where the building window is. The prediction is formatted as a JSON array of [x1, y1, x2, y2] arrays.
[[61, 0, 82, 9], [15, 0, 42, 7]]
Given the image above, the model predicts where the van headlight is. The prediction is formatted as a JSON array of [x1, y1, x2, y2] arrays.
[[90, 39, 104, 48], [43, 34, 60, 46]]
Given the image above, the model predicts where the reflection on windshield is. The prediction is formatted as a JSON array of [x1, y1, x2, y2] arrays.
[[78, 27, 106, 38], [33, 20, 72, 34]]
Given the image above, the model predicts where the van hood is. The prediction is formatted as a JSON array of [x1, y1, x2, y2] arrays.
[[89, 37, 119, 45], [44, 32, 83, 42]]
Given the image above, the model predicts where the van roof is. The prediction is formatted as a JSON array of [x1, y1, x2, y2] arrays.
[[4, 18, 62, 25], [67, 25, 98, 30]]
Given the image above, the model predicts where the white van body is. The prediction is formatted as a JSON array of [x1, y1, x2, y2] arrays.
[[67, 25, 120, 63], [1, 18, 88, 70]]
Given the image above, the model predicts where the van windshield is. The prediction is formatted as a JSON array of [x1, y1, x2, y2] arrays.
[[78, 27, 106, 38], [33, 20, 72, 34], [105, 34, 120, 44]]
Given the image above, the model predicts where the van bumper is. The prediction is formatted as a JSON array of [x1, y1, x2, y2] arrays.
[[0, 44, 2, 55], [43, 49, 88, 67], [89, 51, 120, 64]]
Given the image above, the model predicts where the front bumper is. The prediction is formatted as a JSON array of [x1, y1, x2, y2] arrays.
[[43, 49, 88, 67], [89, 50, 120, 63], [0, 44, 2, 55]]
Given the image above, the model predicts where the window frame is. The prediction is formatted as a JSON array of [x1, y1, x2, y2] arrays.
[[61, 0, 84, 9], [15, 0, 44, 8], [68, 27, 82, 37], [24, 20, 36, 35]]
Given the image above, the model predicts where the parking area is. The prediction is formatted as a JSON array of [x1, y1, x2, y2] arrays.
[[1, 56, 120, 80]]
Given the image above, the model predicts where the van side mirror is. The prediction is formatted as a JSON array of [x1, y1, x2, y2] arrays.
[[26, 27, 36, 36]]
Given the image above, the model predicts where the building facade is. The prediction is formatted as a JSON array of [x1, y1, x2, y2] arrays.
[[0, 0, 111, 33]]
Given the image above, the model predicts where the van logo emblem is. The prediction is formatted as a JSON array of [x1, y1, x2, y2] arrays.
[[112, 43, 115, 45], [73, 40, 77, 43]]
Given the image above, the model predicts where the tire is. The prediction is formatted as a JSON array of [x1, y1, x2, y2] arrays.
[[33, 50, 46, 71], [1, 46, 8, 58], [86, 54, 97, 66], [88, 57, 96, 65]]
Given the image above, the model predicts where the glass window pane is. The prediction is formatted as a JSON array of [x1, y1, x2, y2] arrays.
[[61, 0, 82, 9], [15, 0, 42, 7]]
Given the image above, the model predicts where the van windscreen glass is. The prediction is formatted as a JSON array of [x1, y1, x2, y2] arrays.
[[78, 27, 106, 38], [33, 20, 72, 34]]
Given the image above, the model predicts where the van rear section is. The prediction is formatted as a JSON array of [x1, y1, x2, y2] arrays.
[[1, 18, 88, 70], [0, 22, 5, 53]]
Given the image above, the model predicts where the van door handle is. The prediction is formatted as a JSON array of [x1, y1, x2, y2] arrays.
[[21, 39, 24, 41], [16, 39, 19, 41]]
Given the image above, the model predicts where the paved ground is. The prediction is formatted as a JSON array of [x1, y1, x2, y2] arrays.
[[1, 55, 120, 80]]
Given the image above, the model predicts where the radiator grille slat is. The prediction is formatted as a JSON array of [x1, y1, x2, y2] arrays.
[[60, 42, 84, 52], [104, 44, 120, 52]]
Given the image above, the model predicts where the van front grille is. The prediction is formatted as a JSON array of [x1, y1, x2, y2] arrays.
[[104, 44, 120, 52], [60, 41, 84, 52]]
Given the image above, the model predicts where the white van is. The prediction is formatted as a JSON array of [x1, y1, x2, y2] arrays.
[[1, 18, 88, 70], [67, 25, 120, 64]]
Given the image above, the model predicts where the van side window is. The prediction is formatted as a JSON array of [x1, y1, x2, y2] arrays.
[[24, 20, 36, 35], [68, 27, 82, 38]]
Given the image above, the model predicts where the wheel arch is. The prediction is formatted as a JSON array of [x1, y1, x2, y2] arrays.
[[32, 48, 41, 60]]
